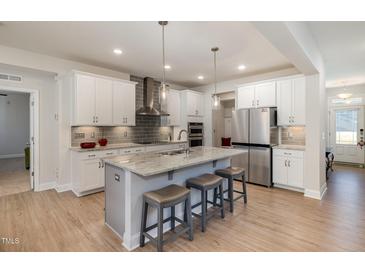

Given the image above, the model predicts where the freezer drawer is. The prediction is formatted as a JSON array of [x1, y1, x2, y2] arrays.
[[231, 145, 249, 178], [249, 146, 272, 187]]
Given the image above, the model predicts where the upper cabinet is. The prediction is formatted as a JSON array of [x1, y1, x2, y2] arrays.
[[166, 90, 181, 126], [277, 77, 305, 126], [112, 81, 136, 126], [236, 81, 276, 109], [186, 91, 204, 117], [71, 71, 136, 126]]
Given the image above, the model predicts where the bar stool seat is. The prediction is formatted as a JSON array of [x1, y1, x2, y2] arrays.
[[186, 174, 225, 232], [215, 167, 245, 177], [215, 167, 247, 213], [140, 184, 193, 252], [144, 184, 190, 205]]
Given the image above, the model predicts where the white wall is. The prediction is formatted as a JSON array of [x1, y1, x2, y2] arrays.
[[0, 92, 30, 157]]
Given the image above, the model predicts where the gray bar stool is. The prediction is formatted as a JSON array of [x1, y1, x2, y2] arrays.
[[140, 184, 193, 252], [186, 174, 225, 232], [215, 167, 247, 213]]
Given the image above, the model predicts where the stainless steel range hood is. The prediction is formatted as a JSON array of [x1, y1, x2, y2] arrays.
[[136, 77, 169, 116]]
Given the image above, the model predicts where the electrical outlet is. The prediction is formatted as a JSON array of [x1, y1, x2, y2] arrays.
[[124, 131, 128, 137]]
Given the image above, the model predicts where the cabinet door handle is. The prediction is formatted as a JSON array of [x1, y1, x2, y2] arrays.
[[288, 160, 291, 167], [98, 161, 101, 168], [88, 154, 96, 158], [252, 100, 254, 106], [106, 152, 113, 155], [93, 116, 95, 123], [257, 99, 259, 106], [285, 160, 287, 167]]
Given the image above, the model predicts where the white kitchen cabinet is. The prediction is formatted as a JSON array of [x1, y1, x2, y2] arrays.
[[255, 82, 276, 107], [277, 77, 305, 126], [186, 91, 204, 117], [273, 149, 304, 190], [166, 90, 181, 126], [74, 74, 96, 125], [292, 77, 306, 125], [79, 158, 104, 192], [71, 71, 136, 126], [236, 81, 276, 109], [112, 81, 136, 126], [95, 78, 113, 125], [71, 149, 120, 196], [237, 85, 255, 109]]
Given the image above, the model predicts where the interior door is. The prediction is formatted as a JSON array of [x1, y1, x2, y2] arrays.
[[330, 106, 365, 164]]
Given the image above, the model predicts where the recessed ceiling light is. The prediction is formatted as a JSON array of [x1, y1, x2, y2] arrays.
[[238, 64, 246, 70], [164, 65, 171, 69], [113, 48, 122, 55], [197, 75, 204, 80]]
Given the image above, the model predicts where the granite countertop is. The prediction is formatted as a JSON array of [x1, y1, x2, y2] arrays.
[[70, 140, 187, 152], [104, 146, 247, 177], [273, 144, 305, 151]]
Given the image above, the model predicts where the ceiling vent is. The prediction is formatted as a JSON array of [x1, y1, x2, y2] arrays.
[[0, 73, 22, 83]]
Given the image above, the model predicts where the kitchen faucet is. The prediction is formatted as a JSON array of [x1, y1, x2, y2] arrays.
[[177, 129, 188, 140]]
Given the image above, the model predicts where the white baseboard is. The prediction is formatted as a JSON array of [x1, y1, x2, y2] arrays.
[[274, 183, 304, 193], [0, 153, 25, 159], [35, 181, 56, 192], [55, 183, 72, 193], [304, 183, 327, 200]]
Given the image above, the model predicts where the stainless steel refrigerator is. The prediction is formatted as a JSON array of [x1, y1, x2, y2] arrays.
[[231, 107, 278, 187]]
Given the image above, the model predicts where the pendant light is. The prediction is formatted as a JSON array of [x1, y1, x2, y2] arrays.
[[211, 47, 220, 109], [159, 21, 169, 103]]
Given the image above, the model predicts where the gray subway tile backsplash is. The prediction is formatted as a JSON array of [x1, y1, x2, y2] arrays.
[[71, 75, 173, 147], [280, 126, 306, 146]]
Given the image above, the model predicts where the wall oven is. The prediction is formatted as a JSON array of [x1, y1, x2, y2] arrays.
[[188, 122, 204, 147]]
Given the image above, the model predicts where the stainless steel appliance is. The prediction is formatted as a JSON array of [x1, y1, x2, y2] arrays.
[[231, 107, 278, 187], [188, 122, 204, 147]]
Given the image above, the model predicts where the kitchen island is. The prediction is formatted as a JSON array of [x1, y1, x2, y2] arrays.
[[103, 146, 247, 250]]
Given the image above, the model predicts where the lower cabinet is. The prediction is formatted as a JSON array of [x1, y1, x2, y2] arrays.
[[273, 149, 304, 190], [71, 149, 120, 196]]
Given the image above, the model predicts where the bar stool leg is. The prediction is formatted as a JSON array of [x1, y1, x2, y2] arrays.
[[201, 190, 207, 232], [242, 173, 247, 204], [213, 187, 217, 206], [219, 183, 225, 218], [170, 206, 175, 231], [186, 195, 193, 241], [140, 199, 148, 247], [228, 177, 234, 213], [157, 206, 164, 252]]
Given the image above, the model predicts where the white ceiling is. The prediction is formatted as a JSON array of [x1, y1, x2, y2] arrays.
[[308, 22, 365, 88], [0, 22, 292, 87]]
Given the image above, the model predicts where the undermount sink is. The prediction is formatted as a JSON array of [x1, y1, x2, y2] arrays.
[[159, 149, 189, 156]]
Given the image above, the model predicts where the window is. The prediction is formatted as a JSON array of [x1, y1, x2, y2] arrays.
[[335, 109, 358, 145]]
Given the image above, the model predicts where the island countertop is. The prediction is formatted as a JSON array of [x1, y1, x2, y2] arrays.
[[103, 146, 247, 177]]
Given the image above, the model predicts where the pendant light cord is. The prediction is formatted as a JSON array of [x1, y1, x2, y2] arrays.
[[162, 24, 166, 85], [214, 50, 217, 95]]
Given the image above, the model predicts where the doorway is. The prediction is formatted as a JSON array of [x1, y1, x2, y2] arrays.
[[0, 85, 39, 196], [329, 106, 365, 165]]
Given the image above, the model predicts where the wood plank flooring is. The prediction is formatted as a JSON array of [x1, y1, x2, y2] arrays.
[[0, 158, 31, 198], [1, 164, 364, 251]]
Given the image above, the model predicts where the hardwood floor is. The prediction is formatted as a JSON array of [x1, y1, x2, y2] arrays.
[[1, 164, 364, 251], [0, 158, 31, 198]]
